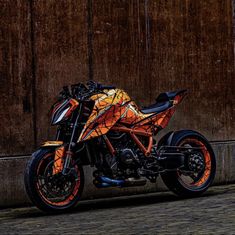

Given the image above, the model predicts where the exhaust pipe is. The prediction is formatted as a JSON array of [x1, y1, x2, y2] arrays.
[[98, 176, 125, 186], [93, 176, 146, 188], [123, 177, 147, 187]]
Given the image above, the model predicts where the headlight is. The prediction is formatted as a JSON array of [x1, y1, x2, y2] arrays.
[[51, 99, 79, 125]]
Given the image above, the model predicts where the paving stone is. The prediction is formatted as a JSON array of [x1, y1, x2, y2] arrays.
[[0, 184, 235, 234]]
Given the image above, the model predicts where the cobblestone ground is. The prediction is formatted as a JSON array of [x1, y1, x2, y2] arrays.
[[0, 184, 235, 234]]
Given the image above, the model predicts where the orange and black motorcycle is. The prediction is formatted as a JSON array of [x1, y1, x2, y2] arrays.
[[24, 81, 216, 212]]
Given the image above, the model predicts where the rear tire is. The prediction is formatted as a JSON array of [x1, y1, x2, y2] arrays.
[[24, 148, 84, 213], [160, 130, 216, 197]]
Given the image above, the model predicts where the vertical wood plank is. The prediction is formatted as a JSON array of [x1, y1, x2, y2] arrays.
[[148, 0, 235, 140], [92, 0, 152, 106], [32, 0, 89, 144], [0, 1, 34, 155]]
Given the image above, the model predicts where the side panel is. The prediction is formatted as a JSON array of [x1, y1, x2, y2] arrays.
[[120, 103, 176, 131], [79, 87, 177, 141], [134, 108, 176, 130], [79, 89, 131, 141]]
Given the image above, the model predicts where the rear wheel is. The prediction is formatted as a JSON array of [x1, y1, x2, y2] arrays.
[[161, 132, 216, 197], [24, 148, 84, 213]]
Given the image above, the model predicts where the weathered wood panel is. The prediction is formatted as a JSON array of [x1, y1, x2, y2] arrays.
[[0, 1, 34, 155], [92, 0, 235, 141], [147, 0, 235, 140], [92, 0, 152, 106], [32, 0, 89, 145], [0, 0, 234, 157]]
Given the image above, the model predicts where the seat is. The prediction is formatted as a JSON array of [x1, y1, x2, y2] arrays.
[[141, 89, 187, 114], [141, 101, 171, 114], [156, 89, 187, 103]]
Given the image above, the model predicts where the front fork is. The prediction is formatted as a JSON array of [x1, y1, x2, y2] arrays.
[[52, 143, 77, 176], [61, 150, 74, 175], [53, 104, 83, 175]]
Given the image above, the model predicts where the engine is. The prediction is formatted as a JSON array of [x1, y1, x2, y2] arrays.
[[119, 148, 140, 166], [99, 131, 146, 178]]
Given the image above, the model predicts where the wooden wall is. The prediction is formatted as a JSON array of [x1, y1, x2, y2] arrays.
[[0, 1, 34, 156], [0, 0, 234, 156], [32, 0, 88, 145]]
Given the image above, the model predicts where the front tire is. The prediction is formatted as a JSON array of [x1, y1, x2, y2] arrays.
[[160, 130, 216, 197], [24, 148, 84, 213]]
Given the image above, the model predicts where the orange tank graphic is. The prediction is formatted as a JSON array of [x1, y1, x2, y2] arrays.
[[78, 88, 180, 142]]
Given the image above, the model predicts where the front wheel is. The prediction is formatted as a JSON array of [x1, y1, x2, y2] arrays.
[[24, 148, 84, 213], [161, 131, 216, 197]]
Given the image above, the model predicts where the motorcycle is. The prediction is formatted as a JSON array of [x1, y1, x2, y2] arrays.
[[24, 81, 216, 212]]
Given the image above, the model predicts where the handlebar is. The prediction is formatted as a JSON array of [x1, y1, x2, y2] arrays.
[[97, 84, 116, 90], [59, 81, 116, 100], [87, 81, 115, 90]]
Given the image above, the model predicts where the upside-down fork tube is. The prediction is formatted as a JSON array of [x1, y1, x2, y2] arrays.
[[62, 150, 74, 175], [53, 146, 65, 175]]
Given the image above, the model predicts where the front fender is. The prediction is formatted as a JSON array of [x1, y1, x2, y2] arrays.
[[34, 141, 65, 175], [41, 141, 64, 147], [38, 141, 94, 167]]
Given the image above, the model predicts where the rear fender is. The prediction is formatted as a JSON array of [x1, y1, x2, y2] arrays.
[[157, 131, 174, 148], [157, 130, 210, 147]]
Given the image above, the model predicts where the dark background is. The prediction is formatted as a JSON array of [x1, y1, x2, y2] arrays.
[[0, 0, 234, 156]]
